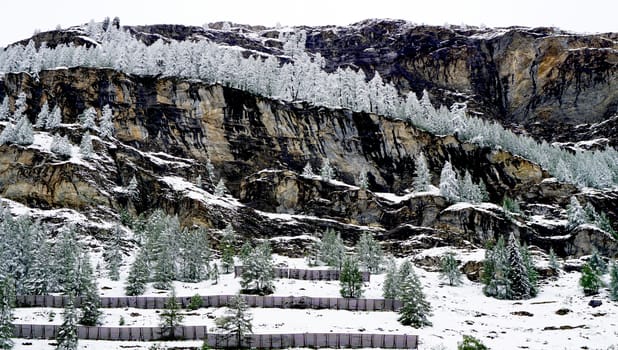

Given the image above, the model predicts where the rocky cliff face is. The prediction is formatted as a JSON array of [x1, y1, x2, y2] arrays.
[[0, 67, 615, 258]]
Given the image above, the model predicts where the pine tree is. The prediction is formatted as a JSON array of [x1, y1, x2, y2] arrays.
[[215, 294, 253, 348], [519, 242, 539, 297], [609, 262, 618, 302], [439, 161, 459, 202], [596, 212, 617, 239], [505, 233, 533, 299], [339, 255, 363, 298], [153, 230, 176, 290], [320, 158, 334, 181], [0, 123, 15, 145], [210, 263, 219, 284], [125, 248, 149, 296], [548, 247, 560, 271], [318, 228, 346, 270], [79, 132, 93, 159], [440, 251, 462, 286], [412, 152, 431, 192], [588, 249, 607, 274], [0, 97, 8, 121], [159, 289, 183, 340], [457, 335, 489, 350], [502, 196, 521, 219], [221, 245, 235, 274], [580, 263, 603, 296], [0, 277, 15, 350], [481, 237, 510, 299], [46, 106, 62, 129], [358, 169, 369, 190], [301, 161, 314, 177], [214, 178, 228, 196], [56, 294, 78, 350], [382, 258, 399, 299], [35, 102, 50, 128], [126, 175, 139, 199], [355, 232, 384, 273], [79, 106, 98, 131], [240, 242, 275, 295], [14, 115, 34, 145], [397, 268, 432, 328], [106, 225, 123, 281], [77, 253, 101, 326], [566, 196, 586, 230], [12, 93, 27, 120], [459, 171, 482, 203], [99, 104, 114, 138], [205, 159, 216, 185], [50, 135, 72, 157], [397, 259, 413, 287]]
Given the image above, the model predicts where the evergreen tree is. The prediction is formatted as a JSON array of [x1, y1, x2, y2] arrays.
[[35, 102, 50, 128], [99, 104, 114, 138], [214, 178, 228, 196], [412, 152, 431, 192], [358, 169, 369, 190], [54, 227, 80, 293], [318, 228, 346, 270], [459, 171, 482, 203], [46, 106, 62, 129], [221, 245, 235, 274], [153, 227, 176, 290], [0, 97, 8, 121], [457, 335, 489, 350], [13, 115, 34, 145], [580, 263, 603, 296], [210, 263, 220, 284], [481, 237, 510, 299], [596, 212, 617, 239], [159, 289, 183, 340], [588, 249, 607, 274], [106, 225, 123, 281], [355, 232, 384, 273], [50, 135, 72, 157], [301, 161, 314, 177], [520, 242, 539, 297], [126, 175, 139, 199], [397, 259, 413, 287], [339, 255, 363, 298], [0, 277, 14, 350], [125, 248, 149, 296], [440, 251, 462, 286], [548, 247, 560, 271], [240, 241, 275, 295], [502, 196, 521, 219], [79, 132, 93, 159], [56, 294, 78, 350], [609, 262, 618, 302], [77, 253, 101, 326], [439, 161, 459, 202], [205, 159, 216, 185], [382, 258, 399, 299], [215, 294, 253, 348], [566, 196, 586, 230], [0, 123, 15, 146], [506, 234, 534, 300], [179, 228, 210, 282], [397, 268, 432, 328], [79, 106, 98, 131], [12, 93, 27, 120], [320, 158, 334, 181]]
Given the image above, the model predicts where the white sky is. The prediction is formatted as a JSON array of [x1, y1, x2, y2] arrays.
[[1, 0, 616, 47]]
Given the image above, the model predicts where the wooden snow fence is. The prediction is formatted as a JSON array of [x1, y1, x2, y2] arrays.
[[15, 294, 402, 312], [13, 324, 418, 348], [234, 266, 371, 282]]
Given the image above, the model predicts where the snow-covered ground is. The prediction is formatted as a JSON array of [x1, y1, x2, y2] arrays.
[[11, 252, 618, 350]]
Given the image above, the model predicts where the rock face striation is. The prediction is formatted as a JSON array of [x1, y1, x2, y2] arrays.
[[0, 66, 616, 258]]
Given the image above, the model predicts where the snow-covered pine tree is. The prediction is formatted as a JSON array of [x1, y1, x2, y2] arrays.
[[439, 161, 459, 202], [106, 224, 123, 281], [355, 232, 384, 273], [214, 178, 228, 196], [397, 259, 413, 288], [240, 241, 275, 295], [0, 97, 8, 120], [588, 249, 607, 274], [382, 258, 399, 299], [79, 132, 93, 159], [609, 262, 618, 301], [318, 228, 346, 270], [23, 236, 54, 295], [596, 212, 617, 239], [459, 171, 482, 203], [0, 123, 15, 146], [457, 335, 489, 350], [519, 241, 539, 297], [358, 169, 369, 190], [339, 255, 363, 298], [505, 233, 533, 299], [56, 293, 78, 350], [548, 247, 560, 271], [179, 229, 209, 282], [320, 158, 334, 181], [205, 159, 216, 185], [0, 277, 14, 350], [412, 152, 431, 192], [440, 251, 462, 286], [221, 245, 235, 274], [126, 175, 139, 199], [502, 196, 521, 219], [152, 225, 176, 290], [566, 196, 586, 230], [397, 267, 432, 328], [195, 175, 203, 189], [35, 102, 50, 128], [159, 289, 183, 340], [12, 93, 27, 121], [215, 294, 253, 348], [77, 253, 101, 326], [54, 227, 80, 293], [481, 237, 510, 299], [125, 248, 149, 296], [79, 106, 98, 131], [46, 106, 62, 129], [210, 263, 219, 284], [99, 104, 114, 138], [50, 135, 72, 157], [580, 263, 603, 296], [301, 161, 314, 177], [14, 115, 34, 145]]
